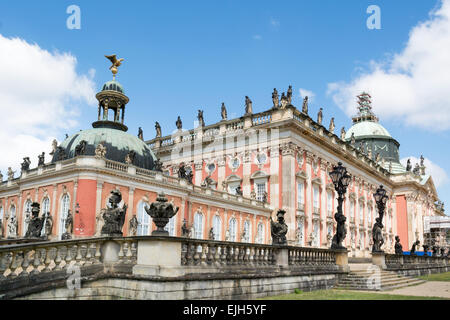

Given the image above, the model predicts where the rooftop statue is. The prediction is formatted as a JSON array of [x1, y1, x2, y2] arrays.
[[125, 150, 136, 165], [350, 133, 356, 146], [317, 108, 323, 125], [235, 185, 243, 196], [412, 163, 420, 175], [105, 54, 124, 80], [101, 190, 127, 236], [420, 155, 425, 167], [21, 157, 31, 172], [406, 159, 412, 171], [154, 158, 163, 172], [74, 140, 87, 156], [287, 85, 293, 104], [155, 121, 162, 138], [49, 139, 58, 156], [138, 127, 144, 140], [56, 146, 67, 161], [272, 88, 279, 108], [280, 92, 288, 109], [368, 148, 373, 160], [221, 103, 227, 120], [270, 209, 288, 245], [0, 170, 3, 182], [38, 152, 45, 166], [245, 96, 253, 114], [302, 96, 308, 114], [43, 212, 53, 239], [176, 116, 183, 130], [95, 142, 107, 158], [329, 117, 335, 133], [198, 110, 205, 127], [7, 167, 15, 181], [340, 127, 346, 140]]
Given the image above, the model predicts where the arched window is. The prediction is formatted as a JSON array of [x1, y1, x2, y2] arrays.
[[164, 216, 176, 236], [228, 218, 237, 242], [243, 220, 251, 243], [42, 197, 50, 215], [137, 201, 151, 235], [23, 200, 32, 236], [256, 222, 265, 244], [59, 194, 70, 238], [194, 212, 204, 239], [359, 202, 364, 224], [212, 215, 221, 241]]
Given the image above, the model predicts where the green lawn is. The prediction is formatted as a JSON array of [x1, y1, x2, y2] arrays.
[[418, 272, 450, 282], [259, 289, 447, 300]]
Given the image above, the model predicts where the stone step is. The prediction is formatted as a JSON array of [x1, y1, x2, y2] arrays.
[[344, 274, 405, 281], [336, 278, 425, 291], [338, 277, 421, 286]]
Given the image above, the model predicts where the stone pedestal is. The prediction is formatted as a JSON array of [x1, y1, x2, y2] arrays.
[[274, 247, 289, 267], [334, 249, 349, 272], [102, 240, 120, 263], [371, 252, 387, 269]]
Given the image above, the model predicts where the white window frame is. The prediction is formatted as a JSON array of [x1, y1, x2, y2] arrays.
[[58, 195, 70, 239], [228, 217, 237, 242], [297, 182, 305, 207], [297, 219, 304, 246], [23, 200, 32, 236], [313, 185, 320, 209], [164, 216, 176, 236], [212, 215, 222, 241], [243, 220, 251, 243], [194, 212, 204, 239], [359, 202, 364, 224], [137, 201, 151, 236], [256, 222, 264, 244]]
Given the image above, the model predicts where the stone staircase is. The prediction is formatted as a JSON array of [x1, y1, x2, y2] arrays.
[[336, 263, 426, 291]]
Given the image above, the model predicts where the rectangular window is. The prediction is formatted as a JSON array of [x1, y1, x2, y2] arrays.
[[313, 185, 319, 209], [297, 182, 305, 208], [256, 182, 266, 202]]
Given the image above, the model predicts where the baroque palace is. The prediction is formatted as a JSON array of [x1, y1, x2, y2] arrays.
[[0, 60, 445, 258]]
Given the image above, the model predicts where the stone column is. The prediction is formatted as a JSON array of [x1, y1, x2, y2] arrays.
[[269, 145, 280, 208], [281, 142, 296, 242], [242, 150, 252, 197], [305, 151, 314, 245]]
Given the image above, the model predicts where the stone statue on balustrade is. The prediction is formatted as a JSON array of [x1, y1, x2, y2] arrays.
[[55, 146, 67, 161], [198, 110, 205, 127], [432, 245, 439, 257], [75, 140, 87, 156], [155, 121, 162, 138], [280, 93, 288, 109], [125, 150, 136, 165], [0, 170, 3, 182], [372, 218, 384, 253], [7, 215, 18, 239], [302, 96, 308, 114], [262, 191, 268, 203], [154, 158, 163, 172], [176, 116, 183, 130], [38, 152, 45, 166], [181, 219, 189, 237], [49, 139, 58, 156], [221, 103, 227, 120], [317, 108, 323, 125], [394, 235, 403, 255], [235, 185, 243, 196], [95, 142, 107, 159], [350, 133, 356, 146], [412, 163, 420, 175], [21, 157, 31, 173], [340, 127, 346, 140], [138, 127, 144, 140], [61, 210, 73, 240], [329, 117, 335, 133], [101, 190, 128, 237], [43, 212, 53, 239], [406, 159, 412, 171], [250, 189, 256, 200], [128, 214, 139, 236], [25, 202, 45, 238], [423, 244, 429, 255], [201, 175, 215, 189], [270, 209, 288, 245], [245, 96, 253, 114], [287, 85, 293, 104], [209, 227, 215, 240], [272, 88, 279, 108], [410, 240, 420, 255], [440, 248, 446, 256]]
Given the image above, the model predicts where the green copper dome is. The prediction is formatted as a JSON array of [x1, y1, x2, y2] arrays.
[[102, 80, 125, 94], [52, 127, 156, 170]]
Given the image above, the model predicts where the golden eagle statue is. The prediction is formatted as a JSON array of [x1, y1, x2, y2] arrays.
[[105, 54, 124, 79]]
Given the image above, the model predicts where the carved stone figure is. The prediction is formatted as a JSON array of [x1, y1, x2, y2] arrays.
[[201, 175, 215, 189], [250, 189, 256, 200], [43, 212, 53, 238], [332, 213, 347, 250], [25, 202, 45, 238], [406, 159, 412, 171], [287, 85, 293, 104], [262, 191, 268, 203], [394, 235, 403, 255], [138, 127, 144, 140], [125, 150, 136, 165], [7, 215, 18, 239], [420, 155, 425, 167], [235, 186, 243, 196], [155, 121, 162, 138], [340, 127, 346, 140], [225, 229, 230, 241], [49, 139, 58, 155], [270, 209, 288, 245], [413, 163, 420, 175], [221, 103, 227, 120], [423, 244, 429, 255], [181, 219, 189, 237], [372, 218, 384, 253], [154, 158, 163, 172], [209, 227, 215, 240], [375, 153, 380, 163], [95, 142, 107, 158], [432, 245, 439, 257], [410, 240, 420, 255], [0, 170, 3, 182], [62, 210, 73, 240], [56, 146, 67, 161], [7, 167, 14, 181], [21, 157, 31, 172], [128, 215, 139, 236], [350, 133, 356, 146], [272, 88, 279, 108], [280, 93, 288, 108], [198, 110, 205, 127], [317, 108, 323, 125], [176, 116, 182, 130], [245, 96, 253, 114], [101, 190, 128, 236], [75, 140, 87, 156], [302, 96, 308, 114], [145, 193, 179, 236], [95, 210, 105, 236], [38, 152, 45, 166], [329, 117, 335, 133]]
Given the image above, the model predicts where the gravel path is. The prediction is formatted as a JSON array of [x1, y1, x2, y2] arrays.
[[381, 281, 450, 299]]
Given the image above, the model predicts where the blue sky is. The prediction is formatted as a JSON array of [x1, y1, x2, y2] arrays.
[[0, 0, 449, 213]]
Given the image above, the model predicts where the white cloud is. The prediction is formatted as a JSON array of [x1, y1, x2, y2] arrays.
[[400, 156, 449, 188], [328, 0, 450, 131], [252, 35, 262, 40], [0, 34, 96, 177], [299, 88, 315, 102]]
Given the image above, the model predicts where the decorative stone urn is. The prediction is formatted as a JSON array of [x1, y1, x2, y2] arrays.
[[145, 192, 179, 236]]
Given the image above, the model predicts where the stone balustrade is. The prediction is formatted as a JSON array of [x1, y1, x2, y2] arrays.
[[385, 253, 449, 276]]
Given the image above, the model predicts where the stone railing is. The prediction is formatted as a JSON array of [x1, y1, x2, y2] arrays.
[[385, 253, 449, 269], [105, 159, 128, 172], [252, 111, 272, 126], [288, 246, 336, 266]]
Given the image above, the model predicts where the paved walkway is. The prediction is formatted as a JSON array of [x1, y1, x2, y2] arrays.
[[380, 281, 450, 298]]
